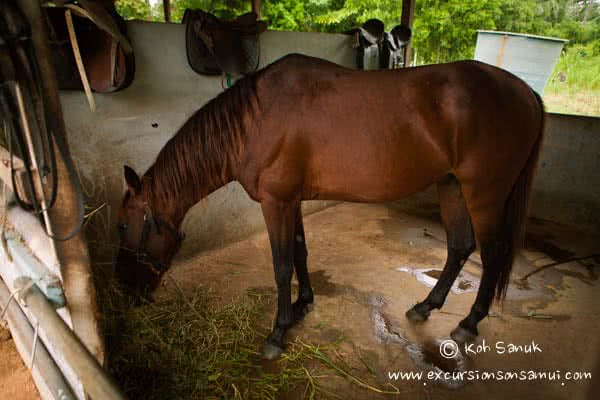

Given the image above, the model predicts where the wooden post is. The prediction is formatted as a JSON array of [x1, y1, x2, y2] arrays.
[[15, 0, 105, 367], [163, 0, 171, 22], [401, 0, 415, 67], [251, 0, 261, 19]]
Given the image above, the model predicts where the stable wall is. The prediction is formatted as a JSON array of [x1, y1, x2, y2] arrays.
[[60, 21, 600, 263], [532, 113, 600, 230]]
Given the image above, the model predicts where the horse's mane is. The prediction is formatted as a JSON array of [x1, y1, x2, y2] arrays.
[[145, 75, 259, 208]]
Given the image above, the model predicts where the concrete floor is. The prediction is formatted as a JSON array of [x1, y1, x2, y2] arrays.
[[0, 325, 39, 400], [161, 201, 599, 399]]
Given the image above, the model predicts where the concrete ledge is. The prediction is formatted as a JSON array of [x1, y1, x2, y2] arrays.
[[532, 113, 600, 230]]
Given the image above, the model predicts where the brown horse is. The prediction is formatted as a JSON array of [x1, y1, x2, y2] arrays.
[[116, 54, 544, 359]]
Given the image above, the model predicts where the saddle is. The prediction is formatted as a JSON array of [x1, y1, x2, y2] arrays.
[[43, 0, 134, 93], [346, 19, 412, 70], [184, 9, 267, 77]]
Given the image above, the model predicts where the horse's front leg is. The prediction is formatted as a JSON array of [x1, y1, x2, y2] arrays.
[[292, 204, 313, 321], [260, 199, 298, 360]]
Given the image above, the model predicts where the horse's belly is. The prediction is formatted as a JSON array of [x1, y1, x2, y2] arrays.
[[305, 160, 445, 203]]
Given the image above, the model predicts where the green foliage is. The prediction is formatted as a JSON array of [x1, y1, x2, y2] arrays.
[[262, 0, 339, 32], [115, 0, 600, 65], [545, 41, 600, 116], [170, 0, 251, 22], [548, 43, 600, 92], [314, 0, 401, 32], [412, 0, 501, 63], [412, 0, 600, 63], [115, 0, 152, 20]]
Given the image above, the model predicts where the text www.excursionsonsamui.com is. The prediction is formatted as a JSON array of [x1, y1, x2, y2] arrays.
[[388, 370, 592, 385]]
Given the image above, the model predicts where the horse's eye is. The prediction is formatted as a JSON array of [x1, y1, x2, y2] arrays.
[[118, 224, 128, 233]]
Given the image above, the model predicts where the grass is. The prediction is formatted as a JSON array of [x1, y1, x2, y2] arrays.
[[543, 89, 600, 116], [544, 44, 600, 117], [95, 271, 396, 399]]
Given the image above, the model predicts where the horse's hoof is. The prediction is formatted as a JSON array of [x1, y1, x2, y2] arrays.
[[293, 301, 312, 321], [260, 342, 284, 360], [405, 306, 429, 322], [450, 326, 477, 344]]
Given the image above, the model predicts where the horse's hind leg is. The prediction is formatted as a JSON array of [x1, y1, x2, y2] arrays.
[[450, 193, 509, 343], [406, 174, 475, 322], [292, 205, 314, 320], [451, 237, 505, 343]]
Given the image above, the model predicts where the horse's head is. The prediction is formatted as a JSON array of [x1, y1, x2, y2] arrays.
[[115, 166, 185, 300]]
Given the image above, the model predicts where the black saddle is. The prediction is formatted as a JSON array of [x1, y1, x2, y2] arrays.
[[346, 19, 412, 70], [184, 9, 267, 77]]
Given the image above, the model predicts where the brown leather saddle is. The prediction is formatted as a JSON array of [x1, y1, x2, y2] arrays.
[[44, 0, 134, 93], [346, 19, 412, 70], [184, 9, 267, 77]]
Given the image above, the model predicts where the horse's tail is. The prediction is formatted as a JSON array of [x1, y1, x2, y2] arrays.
[[495, 90, 545, 300]]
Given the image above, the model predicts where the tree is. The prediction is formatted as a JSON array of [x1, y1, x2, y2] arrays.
[[314, 0, 401, 32], [115, 0, 152, 20], [114, 0, 600, 64], [170, 0, 250, 22], [411, 0, 505, 63]]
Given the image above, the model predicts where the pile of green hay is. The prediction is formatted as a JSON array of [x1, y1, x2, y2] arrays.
[[97, 275, 386, 399]]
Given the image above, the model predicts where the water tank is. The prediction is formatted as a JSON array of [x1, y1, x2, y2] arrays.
[[474, 30, 567, 95]]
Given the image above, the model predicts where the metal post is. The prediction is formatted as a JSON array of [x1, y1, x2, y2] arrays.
[[16, 278, 126, 400], [0, 278, 75, 400], [401, 0, 415, 67]]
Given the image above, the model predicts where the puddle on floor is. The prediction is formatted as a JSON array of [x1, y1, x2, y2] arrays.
[[406, 338, 468, 389], [369, 295, 407, 344], [396, 267, 479, 294], [367, 294, 468, 389]]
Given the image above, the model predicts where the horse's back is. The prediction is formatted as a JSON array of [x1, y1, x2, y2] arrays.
[[241, 55, 542, 204]]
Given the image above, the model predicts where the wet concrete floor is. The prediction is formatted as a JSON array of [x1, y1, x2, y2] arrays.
[[165, 202, 600, 399]]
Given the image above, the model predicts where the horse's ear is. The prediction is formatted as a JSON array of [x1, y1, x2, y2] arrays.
[[124, 165, 141, 195]]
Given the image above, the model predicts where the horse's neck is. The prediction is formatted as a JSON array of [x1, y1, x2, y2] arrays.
[[149, 89, 252, 219], [149, 165, 234, 221], [148, 142, 238, 220]]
